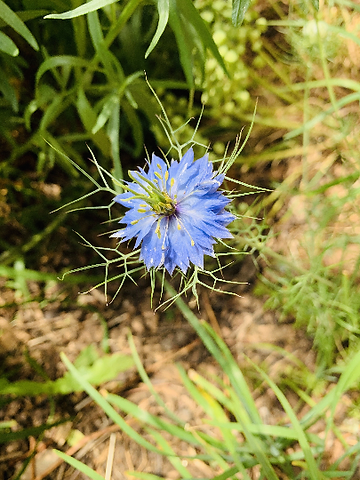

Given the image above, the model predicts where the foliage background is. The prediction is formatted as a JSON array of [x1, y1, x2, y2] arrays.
[[1, 0, 360, 479]]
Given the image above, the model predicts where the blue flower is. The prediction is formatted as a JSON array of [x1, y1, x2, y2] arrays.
[[111, 148, 235, 275]]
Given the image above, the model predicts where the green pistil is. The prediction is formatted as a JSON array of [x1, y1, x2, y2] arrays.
[[152, 191, 176, 216], [127, 170, 176, 217]]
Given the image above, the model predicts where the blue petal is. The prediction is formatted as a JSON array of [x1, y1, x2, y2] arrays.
[[139, 217, 169, 270], [148, 154, 168, 179]]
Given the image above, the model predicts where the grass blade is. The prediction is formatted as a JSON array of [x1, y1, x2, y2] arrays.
[[45, 0, 118, 20], [232, 0, 251, 27], [0, 0, 38, 50], [54, 450, 105, 480], [145, 0, 169, 58]]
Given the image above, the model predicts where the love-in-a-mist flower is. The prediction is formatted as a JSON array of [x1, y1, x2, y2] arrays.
[[111, 148, 235, 275]]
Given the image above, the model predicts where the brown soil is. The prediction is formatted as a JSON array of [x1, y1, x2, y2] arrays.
[[1, 248, 357, 480]]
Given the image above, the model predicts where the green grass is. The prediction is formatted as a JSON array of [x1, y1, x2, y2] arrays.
[[2, 0, 360, 478], [56, 293, 360, 479]]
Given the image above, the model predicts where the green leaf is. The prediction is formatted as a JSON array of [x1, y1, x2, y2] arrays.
[[54, 451, 105, 480], [330, 348, 360, 421], [126, 473, 167, 480], [0, 30, 18, 56], [179, 0, 227, 76], [0, 65, 18, 110], [310, 0, 319, 10], [122, 99, 143, 157], [74, 345, 99, 369], [36, 55, 89, 86], [247, 357, 322, 480], [0, 0, 38, 50], [106, 393, 198, 445], [76, 88, 111, 156], [0, 353, 133, 396], [168, 0, 228, 86], [148, 429, 192, 477], [39, 93, 73, 132], [0, 10, 48, 28], [168, 0, 194, 87], [60, 353, 165, 455], [44, 0, 119, 20], [87, 8, 118, 79], [145, 0, 169, 58], [0, 420, 16, 430], [232, 0, 252, 27], [165, 283, 280, 480], [92, 96, 118, 134], [107, 95, 122, 181]]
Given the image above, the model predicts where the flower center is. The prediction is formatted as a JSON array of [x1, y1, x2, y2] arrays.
[[152, 192, 176, 216], [127, 169, 177, 217]]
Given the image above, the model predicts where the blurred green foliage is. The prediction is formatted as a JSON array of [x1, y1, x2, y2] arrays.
[[2, 0, 360, 478], [1, 0, 360, 365], [0, 0, 230, 279], [0, 344, 133, 396], [0, 0, 229, 180]]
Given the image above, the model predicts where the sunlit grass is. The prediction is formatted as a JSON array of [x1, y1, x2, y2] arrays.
[[191, 0, 360, 367], [1, 0, 360, 478], [57, 297, 360, 479]]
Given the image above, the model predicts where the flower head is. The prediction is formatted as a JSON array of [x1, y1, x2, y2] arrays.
[[111, 148, 235, 275]]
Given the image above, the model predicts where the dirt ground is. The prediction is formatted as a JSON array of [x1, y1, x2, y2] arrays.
[[1, 248, 358, 480]]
